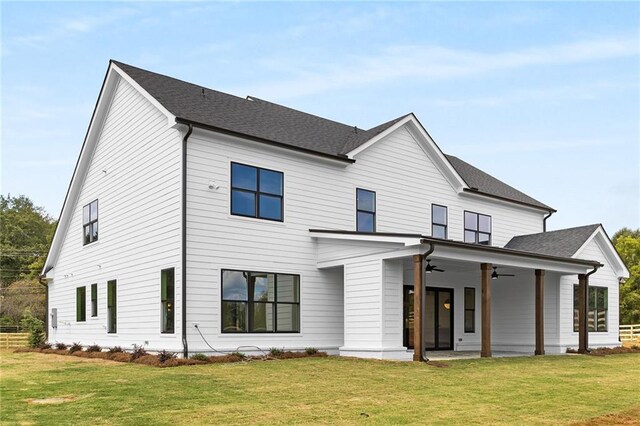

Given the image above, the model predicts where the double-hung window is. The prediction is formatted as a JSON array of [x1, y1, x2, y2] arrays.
[[464, 287, 475, 332], [464, 211, 491, 245], [573, 286, 608, 332], [76, 287, 86, 322], [83, 200, 98, 245], [356, 188, 376, 232], [432, 204, 448, 239], [91, 283, 98, 317], [107, 280, 117, 333], [161, 268, 175, 333], [231, 162, 283, 221], [221, 270, 300, 333]]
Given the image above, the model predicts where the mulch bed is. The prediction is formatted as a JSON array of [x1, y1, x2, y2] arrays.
[[13, 347, 328, 368], [566, 346, 640, 356]]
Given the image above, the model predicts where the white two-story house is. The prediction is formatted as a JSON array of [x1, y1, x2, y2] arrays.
[[42, 61, 629, 360]]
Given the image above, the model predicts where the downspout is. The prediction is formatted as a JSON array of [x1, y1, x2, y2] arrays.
[[583, 264, 600, 353], [420, 243, 435, 363], [181, 123, 193, 358], [543, 211, 554, 232]]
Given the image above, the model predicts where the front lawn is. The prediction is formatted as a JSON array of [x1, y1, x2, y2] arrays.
[[1, 350, 639, 424]]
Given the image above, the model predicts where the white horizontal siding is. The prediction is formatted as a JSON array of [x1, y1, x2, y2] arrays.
[[48, 77, 183, 351]]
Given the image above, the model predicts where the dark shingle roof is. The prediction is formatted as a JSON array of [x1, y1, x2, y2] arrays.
[[445, 155, 553, 210], [505, 224, 601, 257], [112, 60, 553, 211]]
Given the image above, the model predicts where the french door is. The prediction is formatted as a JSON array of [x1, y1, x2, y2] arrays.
[[404, 286, 454, 350]]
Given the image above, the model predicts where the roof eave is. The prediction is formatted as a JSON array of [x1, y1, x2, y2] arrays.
[[175, 117, 355, 164], [462, 188, 556, 213]]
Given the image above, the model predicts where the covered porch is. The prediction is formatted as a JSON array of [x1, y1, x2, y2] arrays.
[[311, 230, 601, 361]]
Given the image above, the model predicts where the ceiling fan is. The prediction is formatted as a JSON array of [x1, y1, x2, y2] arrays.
[[492, 267, 514, 280], [425, 259, 445, 273]]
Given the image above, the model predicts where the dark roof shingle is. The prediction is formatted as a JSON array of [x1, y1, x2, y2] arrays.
[[505, 224, 601, 257], [112, 60, 553, 211]]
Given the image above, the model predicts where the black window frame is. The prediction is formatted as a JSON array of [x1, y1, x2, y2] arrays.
[[82, 200, 99, 245], [221, 269, 300, 334], [463, 210, 492, 245], [107, 280, 117, 334], [90, 283, 98, 317], [230, 162, 284, 222], [464, 287, 475, 333], [431, 204, 448, 239], [161, 268, 175, 334], [573, 285, 608, 332], [76, 286, 86, 322], [356, 188, 376, 232]]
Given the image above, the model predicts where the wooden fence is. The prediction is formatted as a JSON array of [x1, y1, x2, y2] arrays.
[[620, 324, 640, 343], [0, 333, 29, 349]]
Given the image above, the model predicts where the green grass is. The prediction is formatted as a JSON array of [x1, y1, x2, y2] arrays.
[[1, 351, 639, 425]]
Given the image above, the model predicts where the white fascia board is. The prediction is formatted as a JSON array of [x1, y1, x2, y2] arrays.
[[344, 114, 467, 192], [459, 190, 549, 214], [573, 226, 630, 279], [110, 62, 176, 128], [310, 231, 422, 246]]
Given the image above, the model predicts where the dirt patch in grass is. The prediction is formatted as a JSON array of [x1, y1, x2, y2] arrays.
[[572, 406, 640, 425], [27, 396, 77, 405]]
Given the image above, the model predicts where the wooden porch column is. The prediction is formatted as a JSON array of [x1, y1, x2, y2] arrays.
[[413, 255, 423, 361], [481, 263, 492, 358], [578, 273, 588, 354], [535, 269, 545, 355]]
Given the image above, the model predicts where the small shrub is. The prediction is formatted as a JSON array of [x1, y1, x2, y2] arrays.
[[37, 342, 52, 350], [107, 346, 124, 354], [69, 342, 83, 353], [209, 354, 245, 363], [110, 352, 132, 362], [230, 351, 245, 359], [133, 354, 161, 366], [86, 344, 102, 353], [190, 353, 209, 362], [131, 344, 147, 360], [269, 347, 284, 357], [157, 350, 177, 363], [632, 345, 640, 350], [305, 347, 318, 355], [19, 309, 45, 348], [55, 343, 68, 350]]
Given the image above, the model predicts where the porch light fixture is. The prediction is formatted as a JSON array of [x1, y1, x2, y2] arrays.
[[444, 300, 451, 310], [491, 270, 498, 280]]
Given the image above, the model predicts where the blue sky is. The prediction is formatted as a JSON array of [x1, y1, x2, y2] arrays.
[[2, 2, 639, 233]]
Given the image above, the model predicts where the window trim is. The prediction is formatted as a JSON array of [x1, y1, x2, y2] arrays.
[[463, 287, 475, 333], [82, 199, 99, 245], [90, 283, 98, 317], [220, 268, 301, 334], [431, 204, 448, 239], [356, 188, 376, 232], [230, 162, 284, 222], [463, 210, 492, 245], [161, 268, 175, 334], [76, 286, 86, 322], [573, 285, 608, 333]]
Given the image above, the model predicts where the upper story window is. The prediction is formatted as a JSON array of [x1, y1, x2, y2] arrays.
[[356, 188, 376, 232], [83, 200, 98, 245], [464, 211, 491, 245], [432, 204, 448, 239], [231, 162, 283, 221]]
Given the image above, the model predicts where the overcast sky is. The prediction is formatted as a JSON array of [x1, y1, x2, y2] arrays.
[[2, 2, 639, 233]]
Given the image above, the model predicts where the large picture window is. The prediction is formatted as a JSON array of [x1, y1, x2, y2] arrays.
[[432, 204, 448, 239], [76, 287, 86, 322], [83, 200, 99, 245], [356, 188, 376, 232], [464, 211, 491, 245], [161, 268, 175, 333], [107, 280, 117, 333], [573, 285, 608, 332], [221, 270, 300, 333], [231, 162, 283, 221]]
